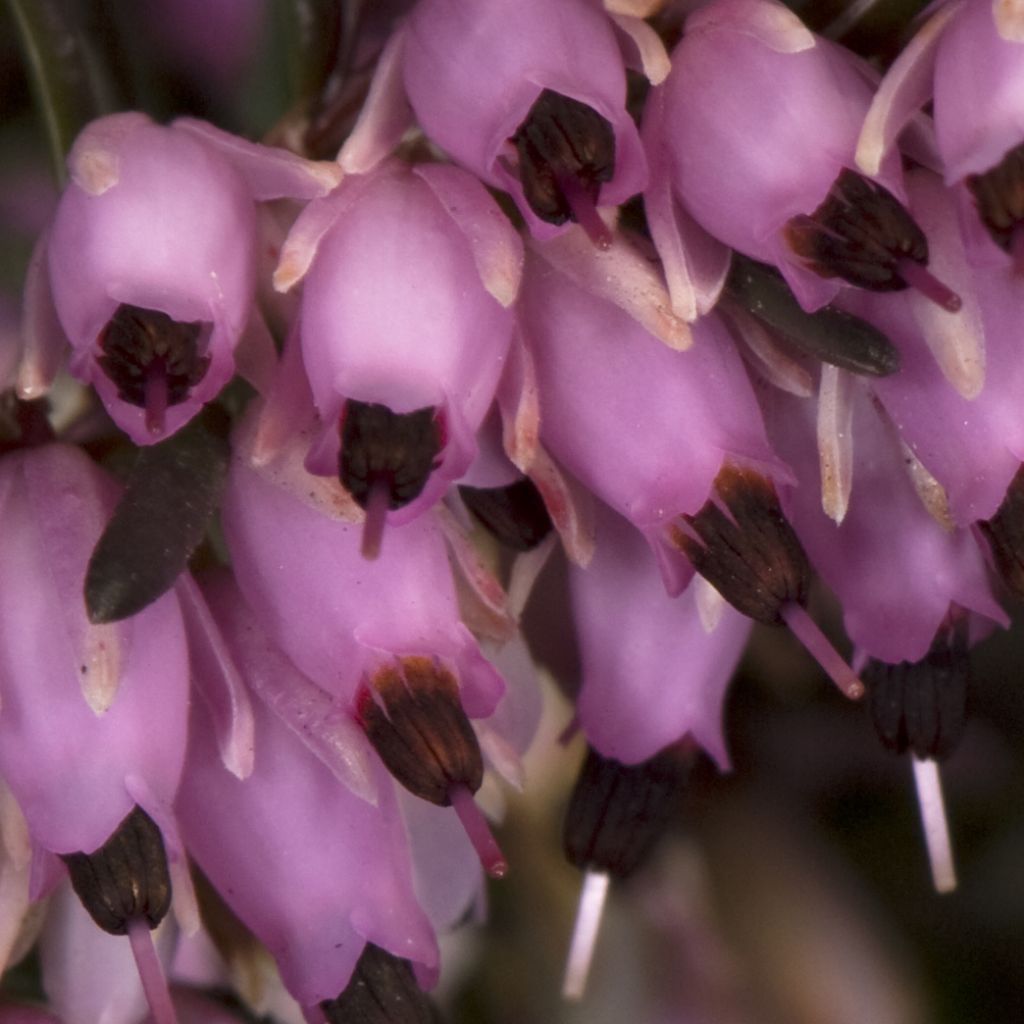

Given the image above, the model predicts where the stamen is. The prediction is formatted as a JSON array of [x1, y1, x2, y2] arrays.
[[781, 603, 865, 700], [895, 258, 962, 312], [449, 784, 507, 878], [561, 869, 610, 1001], [339, 401, 444, 540], [127, 918, 180, 1024], [512, 89, 615, 243], [966, 141, 1024, 256], [97, 305, 208, 414], [459, 477, 554, 552], [321, 943, 436, 1024], [911, 757, 957, 893], [785, 169, 960, 311]]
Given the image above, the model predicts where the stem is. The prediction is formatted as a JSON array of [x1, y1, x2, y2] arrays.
[[449, 784, 507, 879], [562, 870, 611, 1001], [127, 918, 179, 1024], [896, 258, 962, 313], [781, 603, 865, 699], [911, 757, 957, 894]]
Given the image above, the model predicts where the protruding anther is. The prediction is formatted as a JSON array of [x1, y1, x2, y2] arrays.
[[562, 869, 611, 1001], [912, 756, 957, 893], [560, 176, 613, 250], [449, 784, 507, 878], [781, 603, 865, 700], [895, 258, 962, 313]]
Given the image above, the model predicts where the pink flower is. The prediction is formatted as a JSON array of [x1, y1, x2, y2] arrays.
[[650, 0, 958, 313], [273, 159, 520, 547], [43, 113, 340, 443]]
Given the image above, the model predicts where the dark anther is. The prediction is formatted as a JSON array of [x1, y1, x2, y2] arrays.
[[978, 464, 1024, 598], [97, 304, 208, 407], [563, 745, 692, 879], [339, 401, 443, 510], [459, 477, 553, 551], [61, 805, 172, 935], [356, 657, 483, 806], [864, 624, 970, 761], [723, 254, 901, 377], [785, 169, 929, 291], [966, 141, 1024, 252], [321, 943, 437, 1024], [669, 465, 810, 625], [0, 390, 54, 454], [512, 89, 615, 226]]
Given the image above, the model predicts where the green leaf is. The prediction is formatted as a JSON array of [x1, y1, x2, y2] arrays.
[[85, 409, 230, 624], [5, 0, 123, 184], [724, 254, 901, 378]]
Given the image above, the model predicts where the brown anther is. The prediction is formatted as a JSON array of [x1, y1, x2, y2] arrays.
[[97, 304, 208, 407], [321, 943, 436, 1024], [864, 623, 969, 762], [669, 465, 810, 625], [979, 464, 1024, 598], [512, 89, 615, 226], [965, 141, 1024, 251], [356, 657, 483, 806], [339, 401, 444, 511], [61, 806, 171, 935], [785, 168, 928, 291], [563, 745, 692, 879], [459, 477, 553, 552]]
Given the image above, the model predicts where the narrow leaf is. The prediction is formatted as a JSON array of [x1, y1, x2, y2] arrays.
[[85, 410, 230, 623], [724, 254, 900, 377]]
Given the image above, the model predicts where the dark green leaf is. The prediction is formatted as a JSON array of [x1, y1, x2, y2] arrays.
[[85, 409, 230, 624], [724, 254, 901, 378], [5, 0, 125, 183]]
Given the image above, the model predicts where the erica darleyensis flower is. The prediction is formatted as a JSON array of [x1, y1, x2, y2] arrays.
[[273, 159, 521, 554], [0, 444, 190, 1024], [36, 113, 339, 443], [649, 0, 959, 313]]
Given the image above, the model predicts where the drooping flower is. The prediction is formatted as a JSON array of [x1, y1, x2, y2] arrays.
[[176, 581, 440, 1012], [857, 0, 1024, 267], [648, 0, 959, 313], [273, 159, 521, 552], [39, 113, 340, 443], [342, 0, 660, 245]]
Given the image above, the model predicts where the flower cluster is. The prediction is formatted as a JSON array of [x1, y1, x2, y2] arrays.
[[3, 0, 1024, 1020]]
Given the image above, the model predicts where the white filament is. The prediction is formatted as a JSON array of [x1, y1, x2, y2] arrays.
[[912, 756, 957, 894], [562, 870, 611, 1001]]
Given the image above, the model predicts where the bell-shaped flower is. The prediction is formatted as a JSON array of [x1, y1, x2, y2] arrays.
[[176, 584, 439, 1010], [650, 0, 958, 313], [517, 250, 780, 591], [762, 371, 1006, 666], [39, 113, 340, 444], [570, 500, 752, 768], [341, 0, 660, 245], [857, 0, 1024, 267], [221, 437, 513, 872], [273, 159, 521, 551], [0, 444, 189, 858]]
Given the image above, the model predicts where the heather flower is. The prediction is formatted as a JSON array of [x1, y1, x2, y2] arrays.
[[858, 0, 1024, 266], [273, 159, 521, 552], [343, 0, 657, 245], [221, 441, 513, 872], [570, 500, 751, 768], [176, 588, 439, 1011], [650, 0, 959, 313], [39, 113, 340, 443]]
